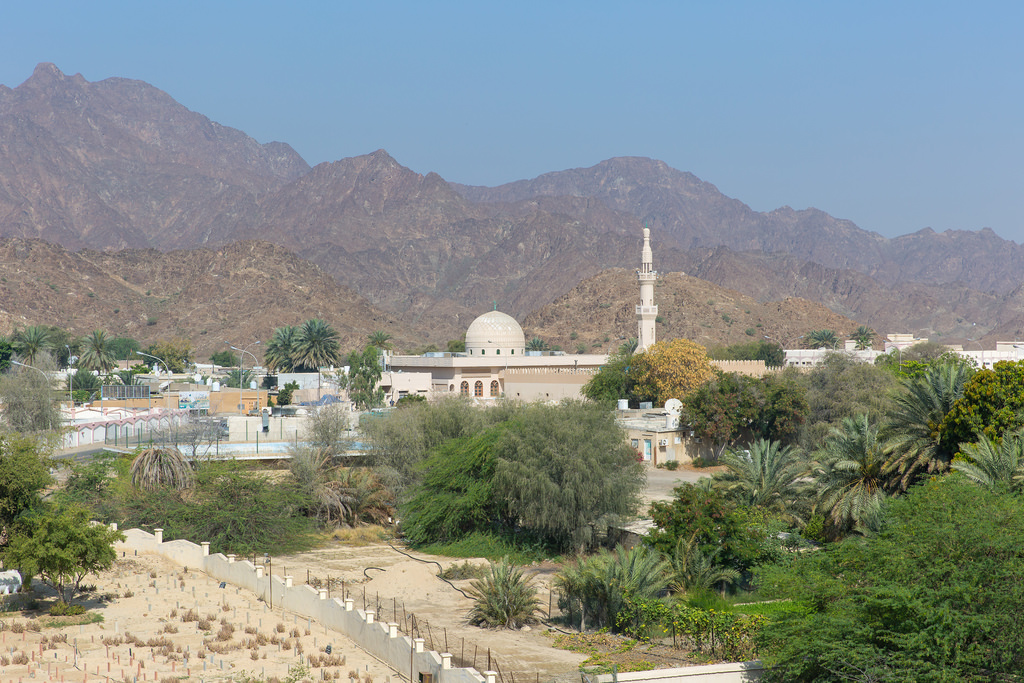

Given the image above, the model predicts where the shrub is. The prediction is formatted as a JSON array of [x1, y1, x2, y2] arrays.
[[467, 559, 542, 629], [664, 460, 680, 471], [49, 603, 86, 616]]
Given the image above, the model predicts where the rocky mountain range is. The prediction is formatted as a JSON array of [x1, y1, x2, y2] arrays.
[[2, 62, 1024, 351]]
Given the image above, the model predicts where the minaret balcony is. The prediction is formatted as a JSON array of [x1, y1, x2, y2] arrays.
[[637, 271, 658, 282], [636, 305, 658, 315]]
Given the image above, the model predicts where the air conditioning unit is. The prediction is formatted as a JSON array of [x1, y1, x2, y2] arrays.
[[658, 439, 668, 446]]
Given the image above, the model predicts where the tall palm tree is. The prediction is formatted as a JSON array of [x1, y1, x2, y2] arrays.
[[805, 329, 839, 350], [13, 326, 53, 366], [953, 430, 1024, 492], [78, 330, 116, 373], [849, 326, 876, 350], [812, 414, 887, 535], [713, 438, 808, 521], [293, 319, 341, 371], [367, 330, 393, 351], [264, 325, 299, 372], [880, 362, 972, 491]]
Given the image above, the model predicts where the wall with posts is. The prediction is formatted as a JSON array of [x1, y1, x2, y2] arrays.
[[594, 661, 763, 682], [116, 527, 487, 683]]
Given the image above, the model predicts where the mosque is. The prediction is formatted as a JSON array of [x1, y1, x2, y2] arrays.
[[380, 227, 660, 403]]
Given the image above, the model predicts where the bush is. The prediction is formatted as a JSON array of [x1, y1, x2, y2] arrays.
[[467, 559, 542, 629], [49, 602, 86, 616], [664, 460, 680, 471]]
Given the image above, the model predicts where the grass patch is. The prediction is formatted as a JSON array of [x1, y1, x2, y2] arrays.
[[37, 613, 104, 629], [328, 525, 392, 545], [414, 531, 558, 564], [732, 599, 803, 618], [553, 632, 656, 673]]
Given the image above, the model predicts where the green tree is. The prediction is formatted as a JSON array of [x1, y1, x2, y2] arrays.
[[467, 559, 543, 629], [276, 381, 299, 406], [209, 349, 237, 367], [670, 536, 740, 595], [347, 345, 384, 410], [146, 338, 193, 372], [67, 369, 101, 397], [952, 429, 1024, 492], [525, 337, 549, 352], [706, 340, 785, 367], [107, 337, 140, 363], [0, 434, 52, 525], [848, 325, 875, 350], [446, 339, 466, 353], [4, 506, 124, 605], [13, 326, 53, 366], [78, 330, 116, 373], [293, 319, 340, 371], [805, 329, 839, 350], [581, 341, 636, 404], [811, 414, 887, 537], [713, 439, 808, 523], [757, 477, 1024, 682], [222, 368, 254, 389], [940, 359, 1024, 453], [880, 362, 973, 491], [630, 338, 715, 406], [264, 325, 300, 372], [0, 336, 13, 372], [368, 330, 393, 351], [0, 354, 61, 432]]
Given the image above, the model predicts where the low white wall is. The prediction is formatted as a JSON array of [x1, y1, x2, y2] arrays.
[[595, 661, 763, 683], [116, 528, 485, 683]]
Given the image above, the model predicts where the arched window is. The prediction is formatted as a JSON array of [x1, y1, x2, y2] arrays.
[[474, 381, 484, 397], [449, 384, 454, 392], [490, 380, 500, 397], [511, 349, 515, 354], [496, 349, 500, 354], [481, 349, 486, 355], [460, 381, 469, 396]]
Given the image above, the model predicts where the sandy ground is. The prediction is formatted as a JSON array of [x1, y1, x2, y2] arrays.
[[0, 552, 396, 683]]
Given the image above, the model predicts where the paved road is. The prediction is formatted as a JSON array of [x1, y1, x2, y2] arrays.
[[643, 464, 712, 504]]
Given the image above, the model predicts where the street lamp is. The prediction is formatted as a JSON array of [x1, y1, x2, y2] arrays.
[[224, 341, 260, 415], [135, 350, 169, 374], [10, 360, 54, 431]]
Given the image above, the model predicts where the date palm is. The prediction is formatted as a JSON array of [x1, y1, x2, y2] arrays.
[[812, 414, 887, 535], [467, 559, 542, 629], [880, 362, 972, 491], [849, 325, 876, 351], [526, 337, 549, 352], [293, 319, 340, 372], [953, 430, 1024, 492], [713, 438, 808, 521], [78, 330, 116, 373], [264, 325, 299, 372], [367, 330, 393, 351], [130, 446, 194, 491], [13, 326, 52, 366], [670, 536, 740, 595], [805, 329, 839, 350]]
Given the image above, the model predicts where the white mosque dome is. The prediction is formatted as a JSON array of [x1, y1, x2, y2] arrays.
[[465, 311, 526, 357]]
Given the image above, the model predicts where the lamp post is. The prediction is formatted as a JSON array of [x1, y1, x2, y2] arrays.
[[224, 341, 261, 415], [10, 360, 54, 432], [135, 350, 169, 374], [65, 344, 77, 420]]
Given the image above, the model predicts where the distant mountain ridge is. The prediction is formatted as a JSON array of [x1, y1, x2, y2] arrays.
[[3, 62, 1024, 346]]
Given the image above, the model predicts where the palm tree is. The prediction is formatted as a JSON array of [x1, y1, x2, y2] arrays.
[[805, 329, 839, 350], [880, 362, 972, 491], [264, 325, 299, 373], [526, 337, 549, 352], [78, 330, 116, 373], [223, 368, 254, 389], [811, 414, 887, 535], [13, 326, 53, 366], [293, 319, 341, 371], [713, 439, 808, 521], [849, 326, 876, 350], [670, 537, 740, 595], [130, 447, 195, 491], [467, 560, 542, 629], [953, 430, 1024, 492], [367, 330, 393, 351]]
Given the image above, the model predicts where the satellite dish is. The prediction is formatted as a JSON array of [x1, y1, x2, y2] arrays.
[[664, 398, 683, 415]]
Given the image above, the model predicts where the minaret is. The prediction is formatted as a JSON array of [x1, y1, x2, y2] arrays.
[[636, 226, 657, 352]]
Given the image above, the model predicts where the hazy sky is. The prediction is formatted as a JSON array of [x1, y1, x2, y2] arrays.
[[3, 2, 1023, 242]]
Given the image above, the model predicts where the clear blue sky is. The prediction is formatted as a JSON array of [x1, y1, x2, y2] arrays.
[[3, 1, 1023, 242]]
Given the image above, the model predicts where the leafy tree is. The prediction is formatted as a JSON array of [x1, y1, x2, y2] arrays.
[[811, 414, 887, 537], [848, 325, 875, 350], [581, 340, 636, 404], [804, 329, 839, 350], [346, 345, 384, 410], [0, 434, 52, 525], [222, 368, 254, 389], [107, 337, 140, 363], [293, 319, 341, 371], [368, 330, 393, 351], [276, 380, 299, 406], [4, 506, 124, 604], [880, 362, 973, 491], [0, 336, 13, 372], [555, 545, 669, 633], [146, 338, 193, 372], [875, 341, 976, 379], [13, 326, 54, 366], [940, 359, 1024, 453], [467, 559, 543, 629], [264, 325, 300, 372], [712, 439, 808, 523], [446, 338, 466, 353], [0, 353, 61, 433], [78, 330, 116, 373], [952, 429, 1024, 492], [630, 338, 715, 406], [757, 477, 1024, 682], [130, 447, 195, 491], [706, 339, 784, 367], [209, 349, 237, 367]]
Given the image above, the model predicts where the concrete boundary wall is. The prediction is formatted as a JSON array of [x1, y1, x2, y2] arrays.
[[594, 661, 763, 683], [116, 528, 486, 683]]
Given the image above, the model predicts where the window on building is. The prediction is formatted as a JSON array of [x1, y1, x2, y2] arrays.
[[496, 349, 500, 354], [481, 349, 485, 355], [460, 381, 469, 396], [449, 384, 454, 392], [474, 381, 484, 397], [631, 439, 639, 450], [490, 380, 500, 397]]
